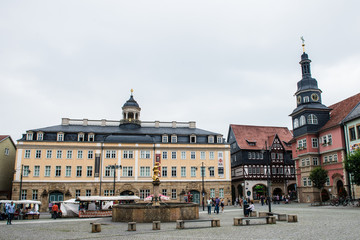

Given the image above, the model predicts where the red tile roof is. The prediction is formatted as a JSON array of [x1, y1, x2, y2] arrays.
[[0, 135, 10, 142], [320, 93, 360, 131], [230, 125, 293, 150]]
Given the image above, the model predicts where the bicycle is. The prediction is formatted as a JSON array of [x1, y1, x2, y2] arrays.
[[329, 198, 340, 206], [343, 197, 355, 206]]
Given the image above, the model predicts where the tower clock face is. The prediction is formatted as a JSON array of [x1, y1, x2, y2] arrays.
[[297, 96, 301, 104], [311, 93, 319, 102]]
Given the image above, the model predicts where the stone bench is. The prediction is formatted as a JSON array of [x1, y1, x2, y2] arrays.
[[176, 219, 220, 229], [288, 215, 298, 222], [258, 212, 287, 221], [91, 223, 101, 233], [152, 221, 161, 230], [128, 222, 136, 231], [233, 216, 276, 226]]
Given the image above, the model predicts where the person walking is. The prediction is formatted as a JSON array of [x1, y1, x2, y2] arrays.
[[5, 201, 15, 225], [207, 198, 212, 214], [220, 199, 225, 213], [52, 204, 59, 219], [215, 197, 220, 214]]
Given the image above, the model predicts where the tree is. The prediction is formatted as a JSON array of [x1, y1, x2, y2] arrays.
[[344, 149, 360, 186], [309, 167, 328, 204]]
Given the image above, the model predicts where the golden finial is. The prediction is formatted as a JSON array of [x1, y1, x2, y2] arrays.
[[131, 89, 134, 96], [301, 36, 305, 53]]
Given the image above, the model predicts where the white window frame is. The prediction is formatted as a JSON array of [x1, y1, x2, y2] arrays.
[[77, 150, 83, 159], [87, 166, 93, 177], [37, 132, 43, 141], [57, 133, 64, 141], [56, 150, 62, 159], [171, 151, 177, 159], [88, 134, 95, 142], [171, 135, 177, 143], [45, 166, 51, 177], [190, 151, 196, 160], [162, 151, 168, 159], [312, 138, 318, 148], [66, 166, 72, 177], [200, 151, 206, 160], [67, 150, 73, 159], [88, 150, 94, 159], [26, 132, 33, 141], [191, 167, 196, 177], [171, 166, 177, 177], [181, 151, 186, 159], [300, 115, 306, 126], [76, 166, 82, 177], [162, 135, 168, 143], [162, 166, 167, 177], [46, 150, 52, 159], [78, 133, 85, 141], [208, 136, 214, 143], [181, 166, 186, 177], [25, 150, 31, 158], [34, 166, 40, 177], [35, 150, 41, 159], [209, 152, 214, 160]]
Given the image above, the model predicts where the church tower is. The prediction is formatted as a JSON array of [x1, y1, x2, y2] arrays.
[[290, 39, 330, 137], [120, 89, 141, 128]]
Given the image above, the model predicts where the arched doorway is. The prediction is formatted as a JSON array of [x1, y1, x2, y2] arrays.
[[237, 185, 243, 198], [49, 191, 64, 202], [120, 190, 135, 196], [273, 188, 282, 197], [336, 180, 347, 198], [190, 190, 200, 204], [287, 184, 297, 200], [253, 184, 266, 200]]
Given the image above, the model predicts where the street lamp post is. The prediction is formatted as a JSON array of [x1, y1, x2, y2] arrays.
[[108, 164, 122, 195], [262, 142, 272, 213], [201, 162, 205, 211], [19, 164, 30, 200]]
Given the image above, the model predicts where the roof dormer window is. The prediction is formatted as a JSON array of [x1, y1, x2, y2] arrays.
[[26, 132, 33, 141], [78, 133, 85, 142], [190, 135, 196, 143], [57, 133, 64, 141], [37, 132, 43, 141], [217, 136, 223, 143], [171, 135, 177, 143], [162, 135, 168, 143], [208, 136, 214, 143], [246, 140, 256, 146], [88, 133, 95, 142]]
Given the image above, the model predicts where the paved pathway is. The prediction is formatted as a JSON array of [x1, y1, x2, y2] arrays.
[[0, 203, 359, 240]]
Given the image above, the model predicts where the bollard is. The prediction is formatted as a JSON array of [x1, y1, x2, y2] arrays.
[[91, 223, 101, 233], [128, 222, 136, 231], [153, 221, 161, 230]]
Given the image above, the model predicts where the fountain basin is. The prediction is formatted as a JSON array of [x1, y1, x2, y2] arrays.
[[112, 202, 199, 223]]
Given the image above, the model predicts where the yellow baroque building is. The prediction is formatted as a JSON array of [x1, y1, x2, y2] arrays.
[[13, 93, 231, 211]]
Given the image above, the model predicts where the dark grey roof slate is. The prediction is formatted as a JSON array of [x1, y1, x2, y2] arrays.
[[290, 103, 330, 116], [105, 135, 154, 143], [123, 95, 140, 108], [342, 102, 360, 123], [30, 125, 219, 136]]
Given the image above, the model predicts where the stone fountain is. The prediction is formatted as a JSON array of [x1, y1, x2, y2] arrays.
[[112, 162, 198, 223]]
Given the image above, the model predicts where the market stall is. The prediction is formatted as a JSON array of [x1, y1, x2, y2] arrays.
[[0, 200, 42, 220]]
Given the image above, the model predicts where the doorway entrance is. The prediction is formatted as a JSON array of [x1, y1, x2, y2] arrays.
[[49, 191, 63, 202]]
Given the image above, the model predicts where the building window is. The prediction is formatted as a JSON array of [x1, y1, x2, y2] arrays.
[[46, 150, 52, 159], [162, 135, 168, 143], [200, 152, 206, 159], [191, 167, 197, 177], [207, 152, 214, 160], [300, 115, 306, 126], [55, 166, 61, 177], [122, 167, 133, 177], [105, 166, 111, 177], [307, 114, 318, 124], [298, 139, 307, 149], [324, 156, 328, 163], [104, 190, 110, 196], [357, 125, 360, 139], [322, 134, 332, 145], [87, 166, 93, 177], [75, 190, 81, 198], [190, 135, 196, 143], [56, 150, 62, 159], [86, 190, 91, 196], [106, 150, 111, 158], [312, 138, 318, 148], [111, 150, 116, 158], [140, 189, 150, 200], [162, 151, 168, 159], [24, 150, 31, 158], [181, 166, 186, 177], [306, 158, 310, 166], [66, 166, 71, 177], [140, 167, 151, 177], [181, 151, 186, 159], [219, 188, 224, 198], [313, 157, 319, 166], [57, 133, 64, 141], [171, 167, 177, 177], [162, 189, 167, 197], [218, 167, 224, 175], [78, 133, 84, 141], [67, 150, 73, 159], [217, 137, 223, 143], [171, 189, 177, 199], [303, 96, 309, 103], [32, 189, 38, 200], [123, 150, 134, 159], [210, 188, 215, 198], [329, 155, 333, 162], [293, 119, 299, 129], [35, 150, 41, 159], [308, 178, 312, 186], [349, 127, 356, 141], [209, 167, 215, 177], [208, 136, 214, 143], [88, 150, 93, 159], [140, 150, 151, 159], [301, 159, 305, 167], [37, 133, 43, 141], [190, 152, 196, 159], [76, 166, 82, 177], [333, 154, 338, 162], [45, 166, 51, 177], [32, 166, 40, 177], [23, 165, 30, 177], [77, 150, 83, 159], [303, 177, 307, 187], [162, 166, 167, 177], [26, 133, 33, 140], [171, 135, 177, 143], [171, 151, 177, 159], [326, 177, 330, 186], [88, 134, 94, 142], [21, 190, 27, 200]]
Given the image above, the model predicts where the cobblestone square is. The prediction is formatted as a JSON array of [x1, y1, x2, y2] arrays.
[[1, 203, 359, 240]]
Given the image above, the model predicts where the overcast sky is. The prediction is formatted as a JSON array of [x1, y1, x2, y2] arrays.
[[1, 0, 359, 141]]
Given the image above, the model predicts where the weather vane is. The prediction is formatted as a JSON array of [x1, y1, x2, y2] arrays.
[[301, 36, 305, 53]]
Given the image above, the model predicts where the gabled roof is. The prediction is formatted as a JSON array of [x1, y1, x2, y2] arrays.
[[0, 135, 16, 147], [229, 125, 293, 150], [342, 101, 360, 124], [320, 93, 360, 131]]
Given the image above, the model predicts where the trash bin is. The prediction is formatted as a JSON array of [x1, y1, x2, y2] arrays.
[[243, 204, 249, 216]]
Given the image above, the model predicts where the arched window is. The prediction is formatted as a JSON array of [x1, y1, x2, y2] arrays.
[[300, 115, 306, 126], [307, 114, 318, 124], [293, 119, 299, 128]]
